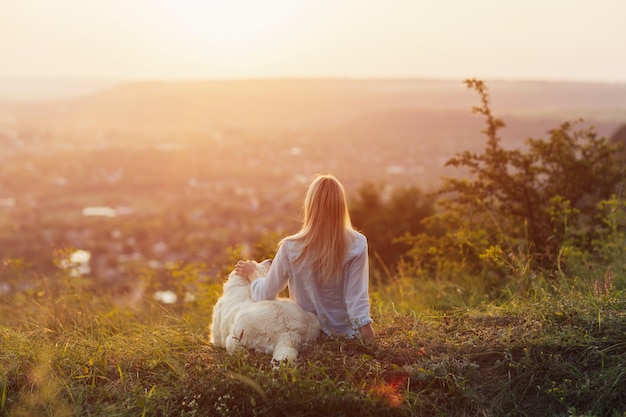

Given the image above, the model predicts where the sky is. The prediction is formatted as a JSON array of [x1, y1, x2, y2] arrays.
[[1, 0, 626, 83]]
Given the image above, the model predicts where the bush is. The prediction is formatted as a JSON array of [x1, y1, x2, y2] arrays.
[[406, 79, 626, 290], [350, 183, 435, 278]]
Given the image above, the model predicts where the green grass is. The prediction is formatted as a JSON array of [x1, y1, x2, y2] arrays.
[[1, 273, 625, 417]]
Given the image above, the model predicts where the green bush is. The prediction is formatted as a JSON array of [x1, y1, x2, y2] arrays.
[[350, 183, 435, 278], [406, 79, 626, 291]]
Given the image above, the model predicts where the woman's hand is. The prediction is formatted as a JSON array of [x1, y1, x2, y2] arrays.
[[235, 260, 259, 283], [359, 323, 376, 340]]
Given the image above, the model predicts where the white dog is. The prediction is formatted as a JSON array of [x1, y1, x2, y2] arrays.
[[210, 260, 321, 366]]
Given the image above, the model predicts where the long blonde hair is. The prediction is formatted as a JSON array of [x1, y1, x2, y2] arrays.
[[282, 174, 354, 284]]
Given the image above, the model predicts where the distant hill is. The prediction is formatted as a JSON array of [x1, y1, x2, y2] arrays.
[[0, 77, 121, 101], [8, 78, 626, 141]]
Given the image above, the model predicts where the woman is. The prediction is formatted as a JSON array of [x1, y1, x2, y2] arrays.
[[235, 174, 375, 340]]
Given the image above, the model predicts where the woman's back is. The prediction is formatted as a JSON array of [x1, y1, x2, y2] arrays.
[[278, 230, 371, 337]]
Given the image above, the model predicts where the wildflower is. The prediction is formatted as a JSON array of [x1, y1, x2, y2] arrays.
[[594, 277, 603, 297], [594, 268, 615, 298]]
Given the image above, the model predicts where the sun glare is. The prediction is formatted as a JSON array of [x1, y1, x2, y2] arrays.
[[158, 0, 297, 44]]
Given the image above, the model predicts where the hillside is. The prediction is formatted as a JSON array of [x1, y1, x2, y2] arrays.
[[2, 262, 625, 417]]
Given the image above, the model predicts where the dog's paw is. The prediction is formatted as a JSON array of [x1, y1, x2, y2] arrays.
[[271, 357, 291, 370], [271, 347, 297, 369]]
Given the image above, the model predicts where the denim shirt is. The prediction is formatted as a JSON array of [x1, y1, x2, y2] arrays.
[[250, 231, 372, 338]]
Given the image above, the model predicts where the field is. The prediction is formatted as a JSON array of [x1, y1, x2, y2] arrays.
[[1, 266, 625, 417]]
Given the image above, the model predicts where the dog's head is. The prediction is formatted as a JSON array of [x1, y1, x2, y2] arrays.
[[224, 259, 273, 291], [256, 258, 272, 276]]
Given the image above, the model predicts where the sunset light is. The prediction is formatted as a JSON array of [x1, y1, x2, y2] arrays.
[[156, 0, 297, 43], [1, 0, 625, 82]]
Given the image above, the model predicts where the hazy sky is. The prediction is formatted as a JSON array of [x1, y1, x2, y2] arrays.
[[2, 0, 625, 82]]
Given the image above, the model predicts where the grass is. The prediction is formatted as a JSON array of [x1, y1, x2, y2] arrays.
[[1, 271, 626, 417]]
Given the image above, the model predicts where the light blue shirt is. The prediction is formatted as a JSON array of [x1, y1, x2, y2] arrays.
[[250, 231, 372, 338]]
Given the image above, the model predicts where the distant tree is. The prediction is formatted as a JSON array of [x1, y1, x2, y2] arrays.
[[350, 183, 435, 276], [406, 79, 625, 286]]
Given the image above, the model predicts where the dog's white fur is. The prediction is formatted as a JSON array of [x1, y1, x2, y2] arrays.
[[210, 260, 321, 365]]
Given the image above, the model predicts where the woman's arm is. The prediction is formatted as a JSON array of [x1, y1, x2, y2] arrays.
[[236, 243, 290, 301], [344, 238, 374, 339]]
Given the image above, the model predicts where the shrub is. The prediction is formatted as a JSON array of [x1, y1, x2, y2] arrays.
[[406, 79, 625, 291], [350, 183, 435, 278]]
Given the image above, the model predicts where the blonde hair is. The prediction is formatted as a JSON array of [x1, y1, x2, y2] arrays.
[[282, 174, 354, 284]]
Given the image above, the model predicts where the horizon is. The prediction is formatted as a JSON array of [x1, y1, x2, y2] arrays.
[[2, 75, 625, 102], [2, 0, 626, 85], [0, 76, 626, 103]]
